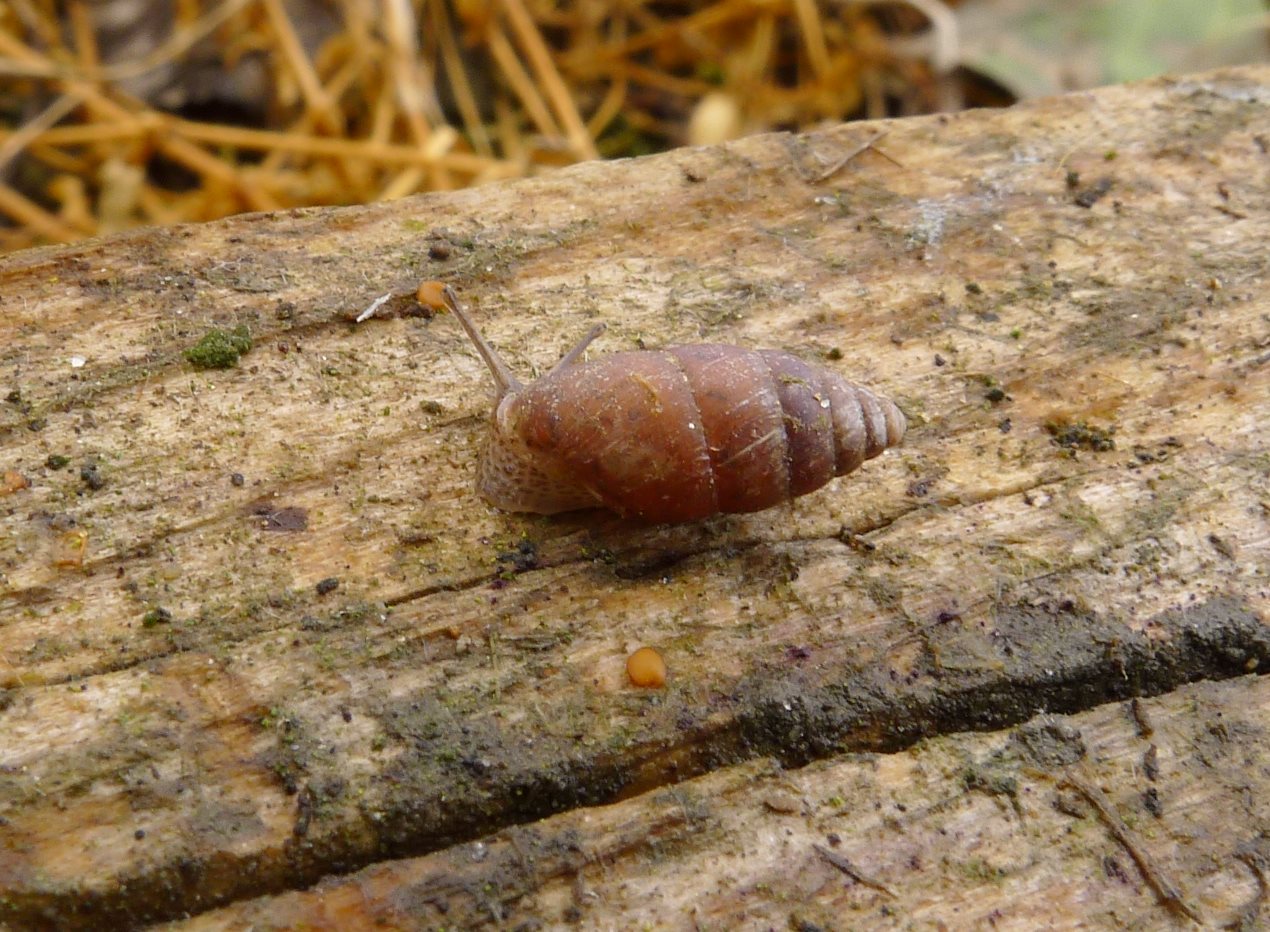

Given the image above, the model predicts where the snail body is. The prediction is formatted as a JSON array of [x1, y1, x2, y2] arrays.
[[428, 283, 905, 523]]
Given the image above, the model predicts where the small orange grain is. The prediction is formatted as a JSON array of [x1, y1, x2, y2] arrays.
[[416, 280, 449, 311], [626, 646, 667, 689], [1, 470, 29, 494]]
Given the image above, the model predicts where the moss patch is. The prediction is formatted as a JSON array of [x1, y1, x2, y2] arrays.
[[184, 325, 253, 369]]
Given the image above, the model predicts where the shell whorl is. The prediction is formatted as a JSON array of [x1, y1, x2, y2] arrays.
[[480, 345, 905, 521]]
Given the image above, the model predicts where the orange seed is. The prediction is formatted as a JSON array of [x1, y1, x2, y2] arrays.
[[1, 470, 28, 495], [416, 280, 449, 311], [626, 646, 667, 689]]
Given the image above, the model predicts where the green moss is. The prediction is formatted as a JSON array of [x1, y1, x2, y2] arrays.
[[960, 857, 1007, 883], [184, 324, 252, 369], [141, 607, 172, 628], [962, 766, 1018, 799], [1058, 500, 1103, 533], [1046, 419, 1116, 452], [861, 575, 903, 611]]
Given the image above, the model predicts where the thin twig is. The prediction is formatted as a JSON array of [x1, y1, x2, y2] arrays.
[[499, 0, 598, 160], [1, 0, 942, 251], [0, 92, 84, 174], [792, 0, 831, 78], [0, 0, 254, 81], [812, 128, 894, 182], [165, 118, 498, 175], [433, 0, 494, 158], [0, 180, 87, 241], [262, 0, 343, 134], [1061, 769, 1201, 923], [1229, 846, 1267, 931], [813, 844, 896, 897], [67, 0, 100, 72], [0, 26, 279, 213]]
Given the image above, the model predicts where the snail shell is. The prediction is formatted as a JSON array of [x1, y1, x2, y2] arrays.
[[427, 283, 906, 523]]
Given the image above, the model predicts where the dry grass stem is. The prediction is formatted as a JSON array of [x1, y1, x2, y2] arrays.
[[0, 0, 953, 252]]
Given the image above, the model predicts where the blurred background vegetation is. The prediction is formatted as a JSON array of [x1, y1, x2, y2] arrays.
[[0, 0, 1265, 253]]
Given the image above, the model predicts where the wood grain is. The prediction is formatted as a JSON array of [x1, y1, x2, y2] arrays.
[[1, 66, 1267, 927]]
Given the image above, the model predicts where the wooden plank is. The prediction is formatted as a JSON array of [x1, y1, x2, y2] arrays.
[[163, 674, 1270, 931], [1, 66, 1267, 926]]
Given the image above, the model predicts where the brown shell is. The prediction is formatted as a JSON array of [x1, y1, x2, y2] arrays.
[[478, 344, 906, 522]]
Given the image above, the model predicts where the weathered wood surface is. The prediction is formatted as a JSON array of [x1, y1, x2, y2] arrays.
[[1, 65, 1267, 928], [168, 674, 1270, 931]]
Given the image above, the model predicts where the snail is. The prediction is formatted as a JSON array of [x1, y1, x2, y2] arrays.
[[420, 281, 906, 523]]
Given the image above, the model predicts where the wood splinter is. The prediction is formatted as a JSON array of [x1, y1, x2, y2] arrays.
[[813, 843, 896, 898], [1060, 769, 1201, 923]]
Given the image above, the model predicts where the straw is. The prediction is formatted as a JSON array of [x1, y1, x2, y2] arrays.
[[0, 0, 950, 252]]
